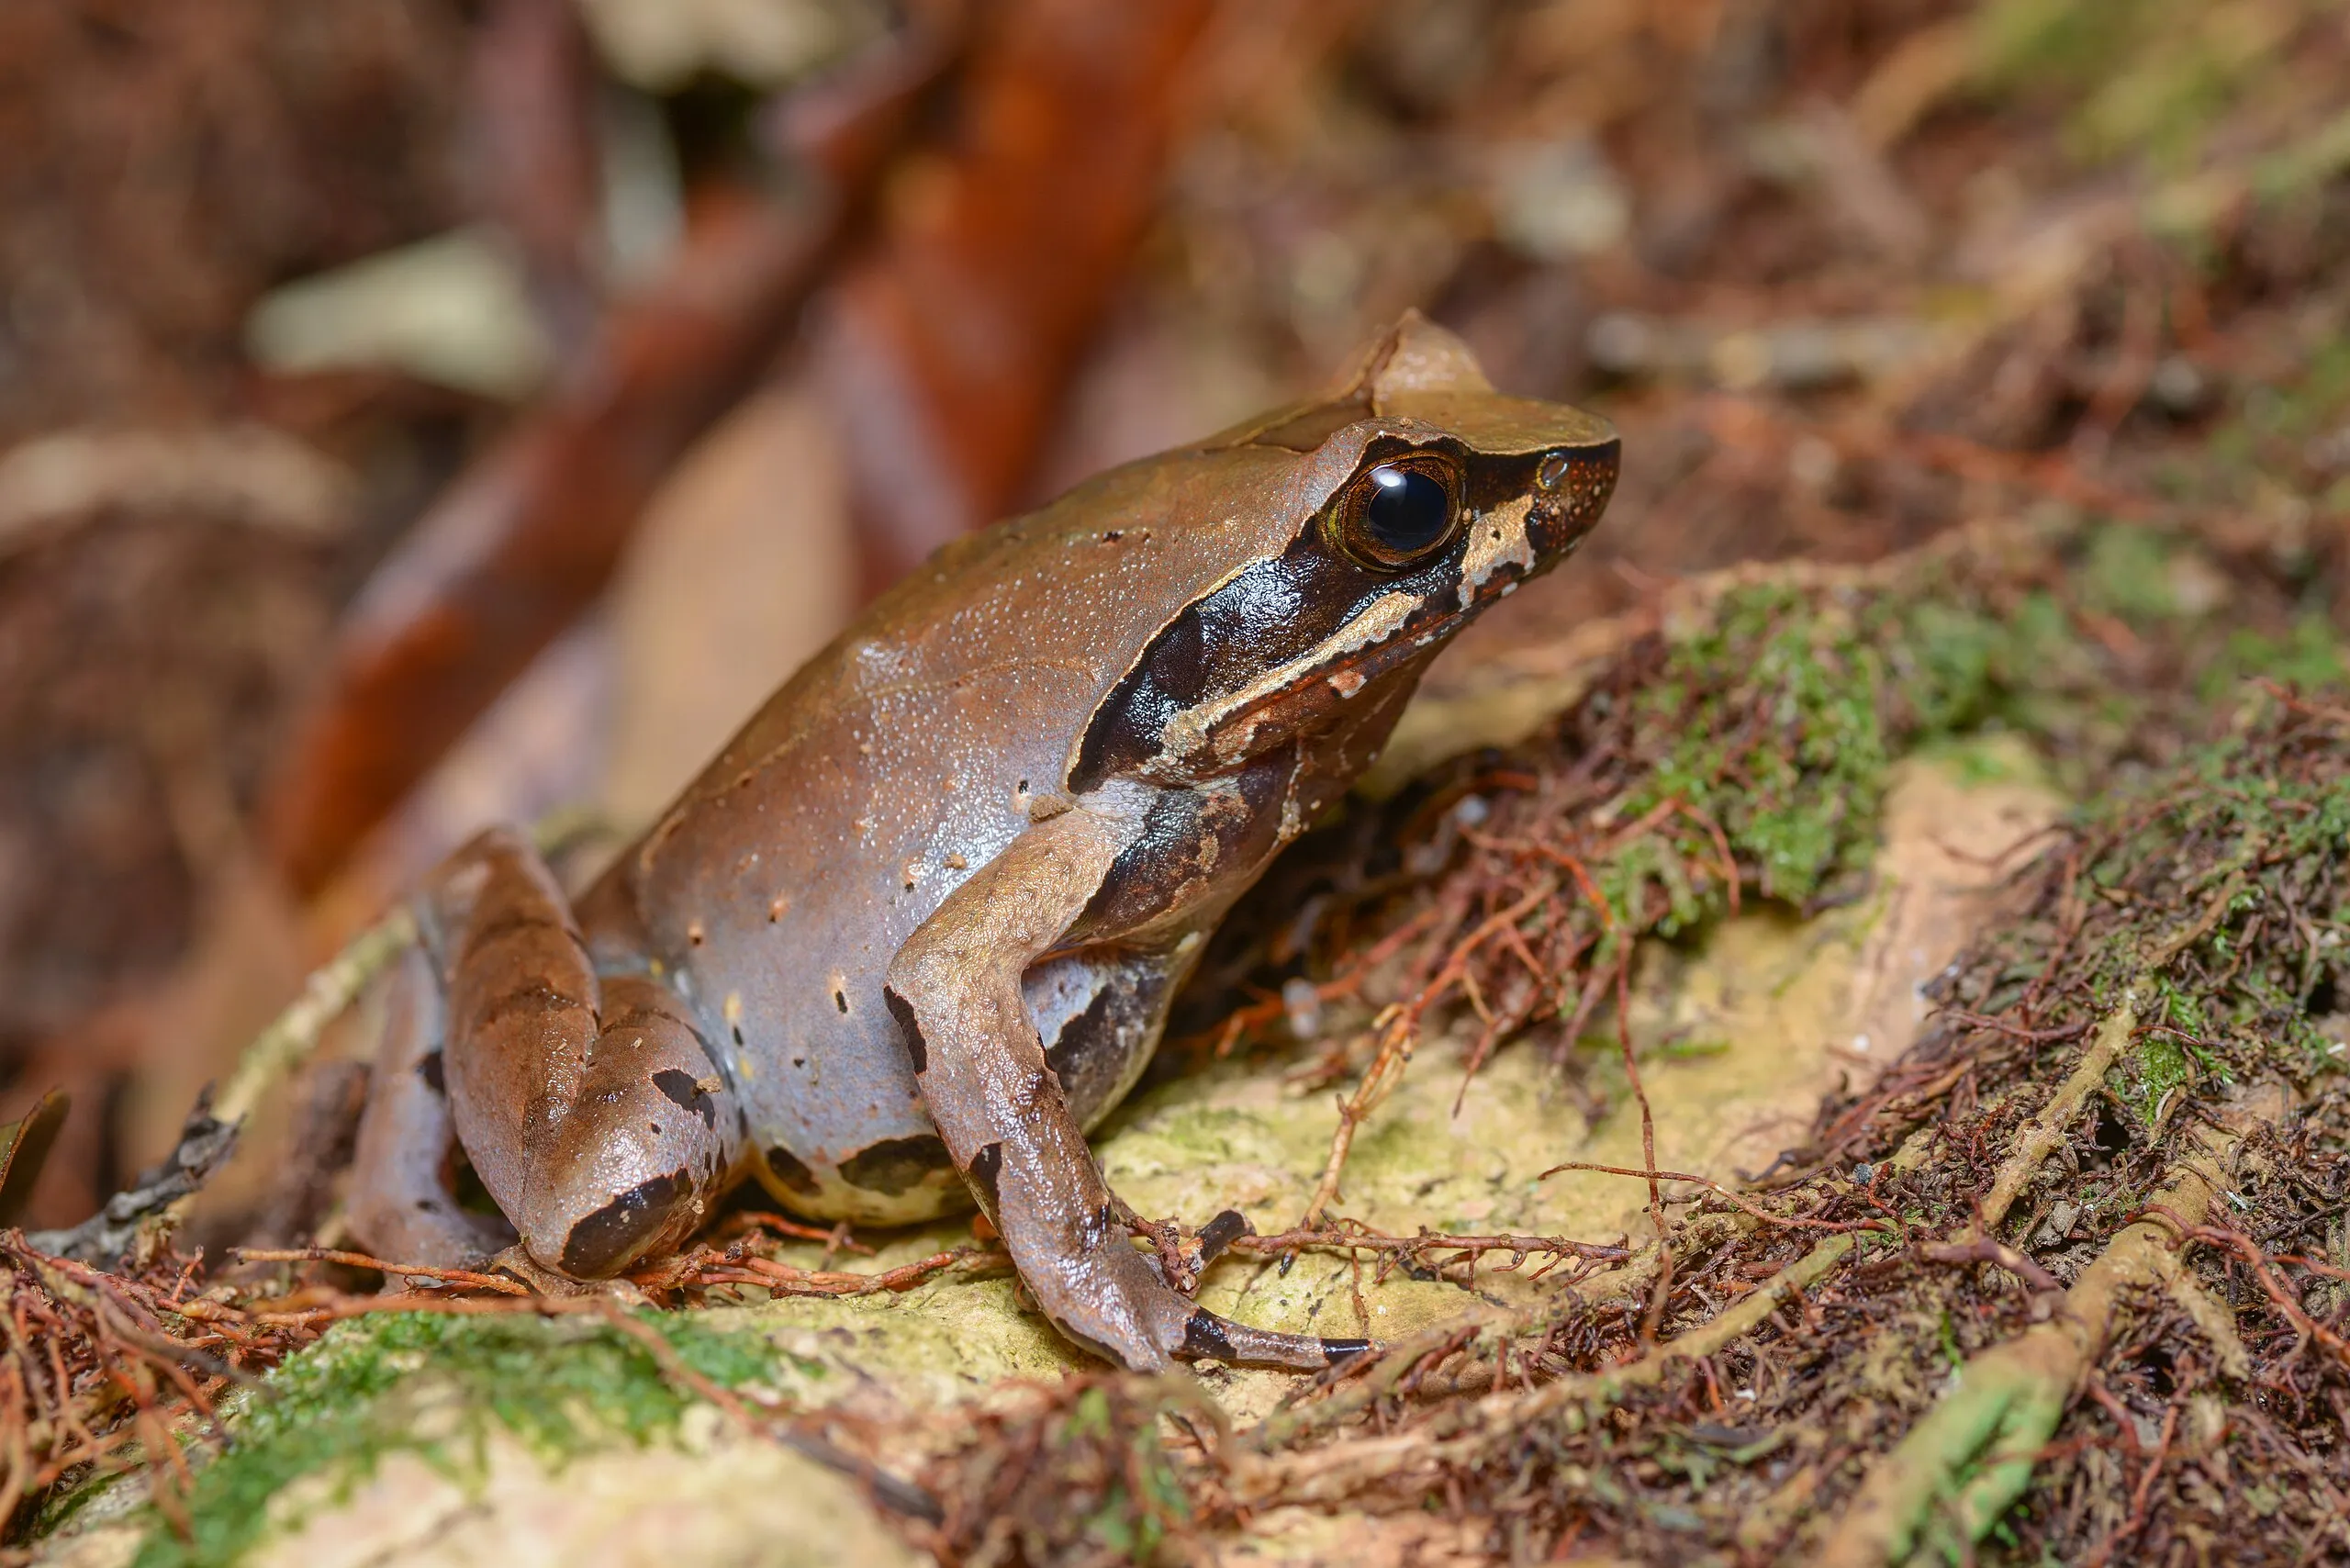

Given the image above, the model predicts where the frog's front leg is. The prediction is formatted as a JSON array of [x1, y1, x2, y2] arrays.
[[417, 826, 742, 1277], [884, 804, 1365, 1373]]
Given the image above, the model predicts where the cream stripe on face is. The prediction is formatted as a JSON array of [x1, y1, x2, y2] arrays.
[[1158, 589, 1422, 766], [1455, 493, 1535, 610]]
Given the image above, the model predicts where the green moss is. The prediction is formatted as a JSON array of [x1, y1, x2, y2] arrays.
[[1973, 0, 2299, 173], [2122, 1034, 2196, 1125], [2199, 617, 2349, 704], [133, 1310, 804, 1568], [2078, 526, 2180, 622], [1061, 1386, 1191, 1561], [2070, 701, 2350, 1107], [1609, 585, 1897, 933]]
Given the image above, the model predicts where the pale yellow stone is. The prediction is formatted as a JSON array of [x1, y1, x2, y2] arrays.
[[52, 744, 2058, 1564], [249, 1425, 918, 1568]]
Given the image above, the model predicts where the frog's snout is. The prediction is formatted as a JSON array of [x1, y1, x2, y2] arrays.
[[1526, 439, 1621, 566]]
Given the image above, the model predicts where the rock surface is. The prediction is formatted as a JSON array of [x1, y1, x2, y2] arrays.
[[36, 741, 2057, 1567]]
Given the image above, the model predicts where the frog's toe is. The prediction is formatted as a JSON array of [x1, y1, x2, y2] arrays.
[[534, 1165, 706, 1277], [1175, 1307, 1375, 1372], [1039, 1241, 1373, 1373], [520, 1081, 732, 1277]]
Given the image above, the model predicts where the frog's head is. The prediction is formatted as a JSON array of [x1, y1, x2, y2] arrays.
[[1069, 311, 1617, 791]]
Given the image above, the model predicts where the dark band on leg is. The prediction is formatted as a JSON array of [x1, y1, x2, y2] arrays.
[[882, 988, 928, 1074], [560, 1170, 688, 1276], [967, 1140, 1004, 1214], [765, 1144, 821, 1195], [838, 1133, 954, 1196], [1177, 1308, 1235, 1363], [1196, 1208, 1251, 1266], [651, 1069, 718, 1129]]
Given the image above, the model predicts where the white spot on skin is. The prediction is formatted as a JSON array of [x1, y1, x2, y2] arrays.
[[1458, 493, 1535, 609]]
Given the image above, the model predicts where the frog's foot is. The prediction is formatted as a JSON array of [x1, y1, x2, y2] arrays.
[[1180, 1310, 1374, 1372], [1029, 1222, 1372, 1372], [487, 1244, 652, 1305], [422, 827, 742, 1281], [1125, 1204, 1254, 1296], [347, 943, 520, 1270]]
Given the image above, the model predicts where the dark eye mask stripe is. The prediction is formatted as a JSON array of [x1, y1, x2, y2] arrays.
[[1070, 445, 1572, 792]]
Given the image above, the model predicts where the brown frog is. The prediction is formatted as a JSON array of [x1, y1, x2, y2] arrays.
[[348, 312, 1618, 1372]]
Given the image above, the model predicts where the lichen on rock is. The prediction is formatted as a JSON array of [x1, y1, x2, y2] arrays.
[[23, 513, 2350, 1568]]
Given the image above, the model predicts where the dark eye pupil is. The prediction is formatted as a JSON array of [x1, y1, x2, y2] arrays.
[[1362, 465, 1451, 554]]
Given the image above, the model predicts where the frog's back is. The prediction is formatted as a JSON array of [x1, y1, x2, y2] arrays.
[[583, 442, 1307, 1221]]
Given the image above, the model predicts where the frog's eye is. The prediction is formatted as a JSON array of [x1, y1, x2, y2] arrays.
[[1328, 454, 1462, 570]]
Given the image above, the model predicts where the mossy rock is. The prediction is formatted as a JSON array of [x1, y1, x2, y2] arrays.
[[39, 515, 2343, 1567], [40, 752, 2054, 1568]]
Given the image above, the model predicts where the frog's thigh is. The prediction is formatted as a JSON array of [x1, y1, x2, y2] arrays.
[[347, 942, 518, 1268], [428, 826, 740, 1277], [883, 808, 1359, 1374]]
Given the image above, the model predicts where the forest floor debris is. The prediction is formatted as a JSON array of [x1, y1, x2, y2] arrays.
[[8, 505, 2348, 1565]]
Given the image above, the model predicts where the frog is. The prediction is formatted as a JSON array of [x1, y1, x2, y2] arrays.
[[346, 311, 1618, 1372]]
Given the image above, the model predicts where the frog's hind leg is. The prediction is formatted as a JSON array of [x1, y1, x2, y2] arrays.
[[423, 827, 741, 1278], [885, 806, 1369, 1374], [347, 943, 518, 1267]]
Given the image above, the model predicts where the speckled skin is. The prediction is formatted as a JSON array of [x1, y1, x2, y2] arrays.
[[347, 313, 1618, 1371]]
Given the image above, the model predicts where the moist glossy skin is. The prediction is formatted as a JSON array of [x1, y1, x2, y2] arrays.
[[348, 312, 1619, 1372]]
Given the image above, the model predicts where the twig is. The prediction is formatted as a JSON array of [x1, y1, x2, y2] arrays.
[[1971, 999, 2136, 1234], [1539, 1161, 1886, 1236], [1818, 1137, 2241, 1568], [1301, 881, 1554, 1226], [1234, 1234, 1855, 1492], [211, 908, 420, 1131], [232, 1247, 532, 1296], [1917, 1236, 2065, 1296], [586, 1300, 938, 1522], [2080, 1400, 2177, 1568]]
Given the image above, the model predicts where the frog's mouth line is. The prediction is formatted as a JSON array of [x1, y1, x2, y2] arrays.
[[1156, 589, 1421, 766], [1153, 530, 1550, 776]]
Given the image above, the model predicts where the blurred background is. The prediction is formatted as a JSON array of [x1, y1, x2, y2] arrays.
[[1, 0, 2345, 1234]]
